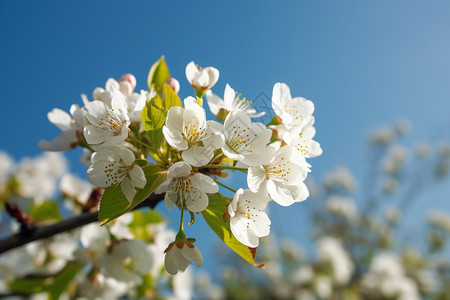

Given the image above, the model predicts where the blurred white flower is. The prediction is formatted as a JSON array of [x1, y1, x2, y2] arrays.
[[15, 152, 67, 202], [60, 173, 92, 206], [369, 126, 396, 145], [0, 151, 14, 193], [325, 196, 359, 220], [323, 165, 357, 192], [316, 237, 354, 285], [414, 141, 431, 158], [427, 211, 450, 232], [228, 188, 271, 247], [382, 145, 408, 174], [99, 239, 153, 286], [314, 276, 332, 299]]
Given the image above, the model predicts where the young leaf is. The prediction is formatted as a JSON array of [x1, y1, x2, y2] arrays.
[[201, 193, 265, 268], [147, 56, 171, 94], [98, 165, 166, 225]]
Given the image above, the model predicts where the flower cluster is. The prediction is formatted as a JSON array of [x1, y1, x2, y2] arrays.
[[38, 57, 322, 275]]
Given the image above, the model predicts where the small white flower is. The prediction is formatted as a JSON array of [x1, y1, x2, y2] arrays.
[[163, 97, 224, 167], [82, 87, 130, 146], [220, 110, 272, 166], [185, 61, 219, 91], [38, 104, 85, 151], [316, 237, 354, 285], [228, 188, 271, 247], [282, 123, 323, 158], [205, 84, 265, 119], [248, 145, 311, 206], [87, 145, 146, 203], [155, 161, 218, 213], [164, 238, 203, 275], [272, 83, 314, 130]]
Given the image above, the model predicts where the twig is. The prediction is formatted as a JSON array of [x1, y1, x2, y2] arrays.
[[0, 193, 164, 255]]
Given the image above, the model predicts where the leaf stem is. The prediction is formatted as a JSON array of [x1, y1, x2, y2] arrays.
[[213, 178, 237, 193], [127, 134, 153, 150]]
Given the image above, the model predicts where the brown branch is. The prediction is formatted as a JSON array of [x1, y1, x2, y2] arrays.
[[0, 193, 164, 255]]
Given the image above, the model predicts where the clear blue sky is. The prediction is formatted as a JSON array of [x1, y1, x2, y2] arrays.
[[1, 0, 450, 270]]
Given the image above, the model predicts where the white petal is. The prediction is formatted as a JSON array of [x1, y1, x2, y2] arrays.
[[167, 161, 192, 178], [182, 245, 203, 267], [247, 166, 267, 193], [129, 166, 146, 189], [272, 83, 291, 116], [223, 84, 236, 109], [110, 86, 129, 118], [165, 106, 184, 134], [230, 217, 259, 247], [266, 180, 295, 206], [121, 178, 136, 203], [164, 191, 177, 210], [48, 108, 72, 131], [185, 61, 198, 84], [38, 130, 78, 151], [155, 177, 172, 194], [163, 126, 188, 151], [185, 188, 208, 213], [165, 246, 184, 275], [190, 174, 218, 194], [82, 100, 109, 125], [184, 97, 206, 126], [205, 67, 219, 88], [116, 145, 136, 166], [182, 146, 213, 167], [205, 90, 225, 116]]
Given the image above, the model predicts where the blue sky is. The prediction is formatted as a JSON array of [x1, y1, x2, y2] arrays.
[[1, 1, 450, 271]]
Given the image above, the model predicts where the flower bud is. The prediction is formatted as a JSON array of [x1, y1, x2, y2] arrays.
[[165, 77, 180, 94], [119, 73, 136, 90], [119, 80, 133, 97], [93, 87, 105, 100]]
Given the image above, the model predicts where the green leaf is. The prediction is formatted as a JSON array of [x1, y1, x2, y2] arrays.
[[141, 84, 181, 151], [8, 263, 82, 299], [201, 193, 265, 268], [98, 165, 166, 225], [31, 201, 62, 223], [147, 56, 171, 94]]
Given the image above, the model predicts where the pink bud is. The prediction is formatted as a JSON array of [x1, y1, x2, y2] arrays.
[[119, 73, 136, 90], [165, 77, 180, 94], [93, 87, 105, 100]]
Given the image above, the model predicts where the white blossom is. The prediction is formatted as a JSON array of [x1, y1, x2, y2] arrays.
[[164, 238, 203, 275], [228, 188, 271, 247], [283, 123, 322, 158], [271, 82, 314, 130], [248, 145, 311, 206], [205, 84, 265, 118], [316, 237, 354, 285], [87, 145, 146, 203], [219, 110, 272, 166], [185, 61, 219, 91], [38, 104, 85, 151], [82, 87, 130, 146], [155, 161, 218, 213], [162, 97, 224, 167]]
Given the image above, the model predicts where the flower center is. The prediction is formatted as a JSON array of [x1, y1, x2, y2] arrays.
[[97, 110, 125, 135], [265, 157, 291, 183], [103, 160, 128, 186], [226, 125, 255, 154], [182, 117, 206, 145]]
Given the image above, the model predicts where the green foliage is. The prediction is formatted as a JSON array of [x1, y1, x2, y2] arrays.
[[202, 193, 265, 268], [129, 210, 165, 241], [31, 201, 62, 223], [147, 56, 171, 95], [141, 84, 182, 151], [98, 165, 166, 225], [8, 263, 82, 300]]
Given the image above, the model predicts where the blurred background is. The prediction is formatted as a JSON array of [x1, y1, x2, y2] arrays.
[[1, 1, 450, 299]]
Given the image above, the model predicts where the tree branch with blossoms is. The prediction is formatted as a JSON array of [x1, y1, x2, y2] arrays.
[[0, 56, 322, 299]]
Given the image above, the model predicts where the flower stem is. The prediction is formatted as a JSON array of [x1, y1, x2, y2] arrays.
[[176, 209, 186, 241], [127, 134, 153, 150], [203, 164, 248, 173], [213, 178, 237, 193]]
